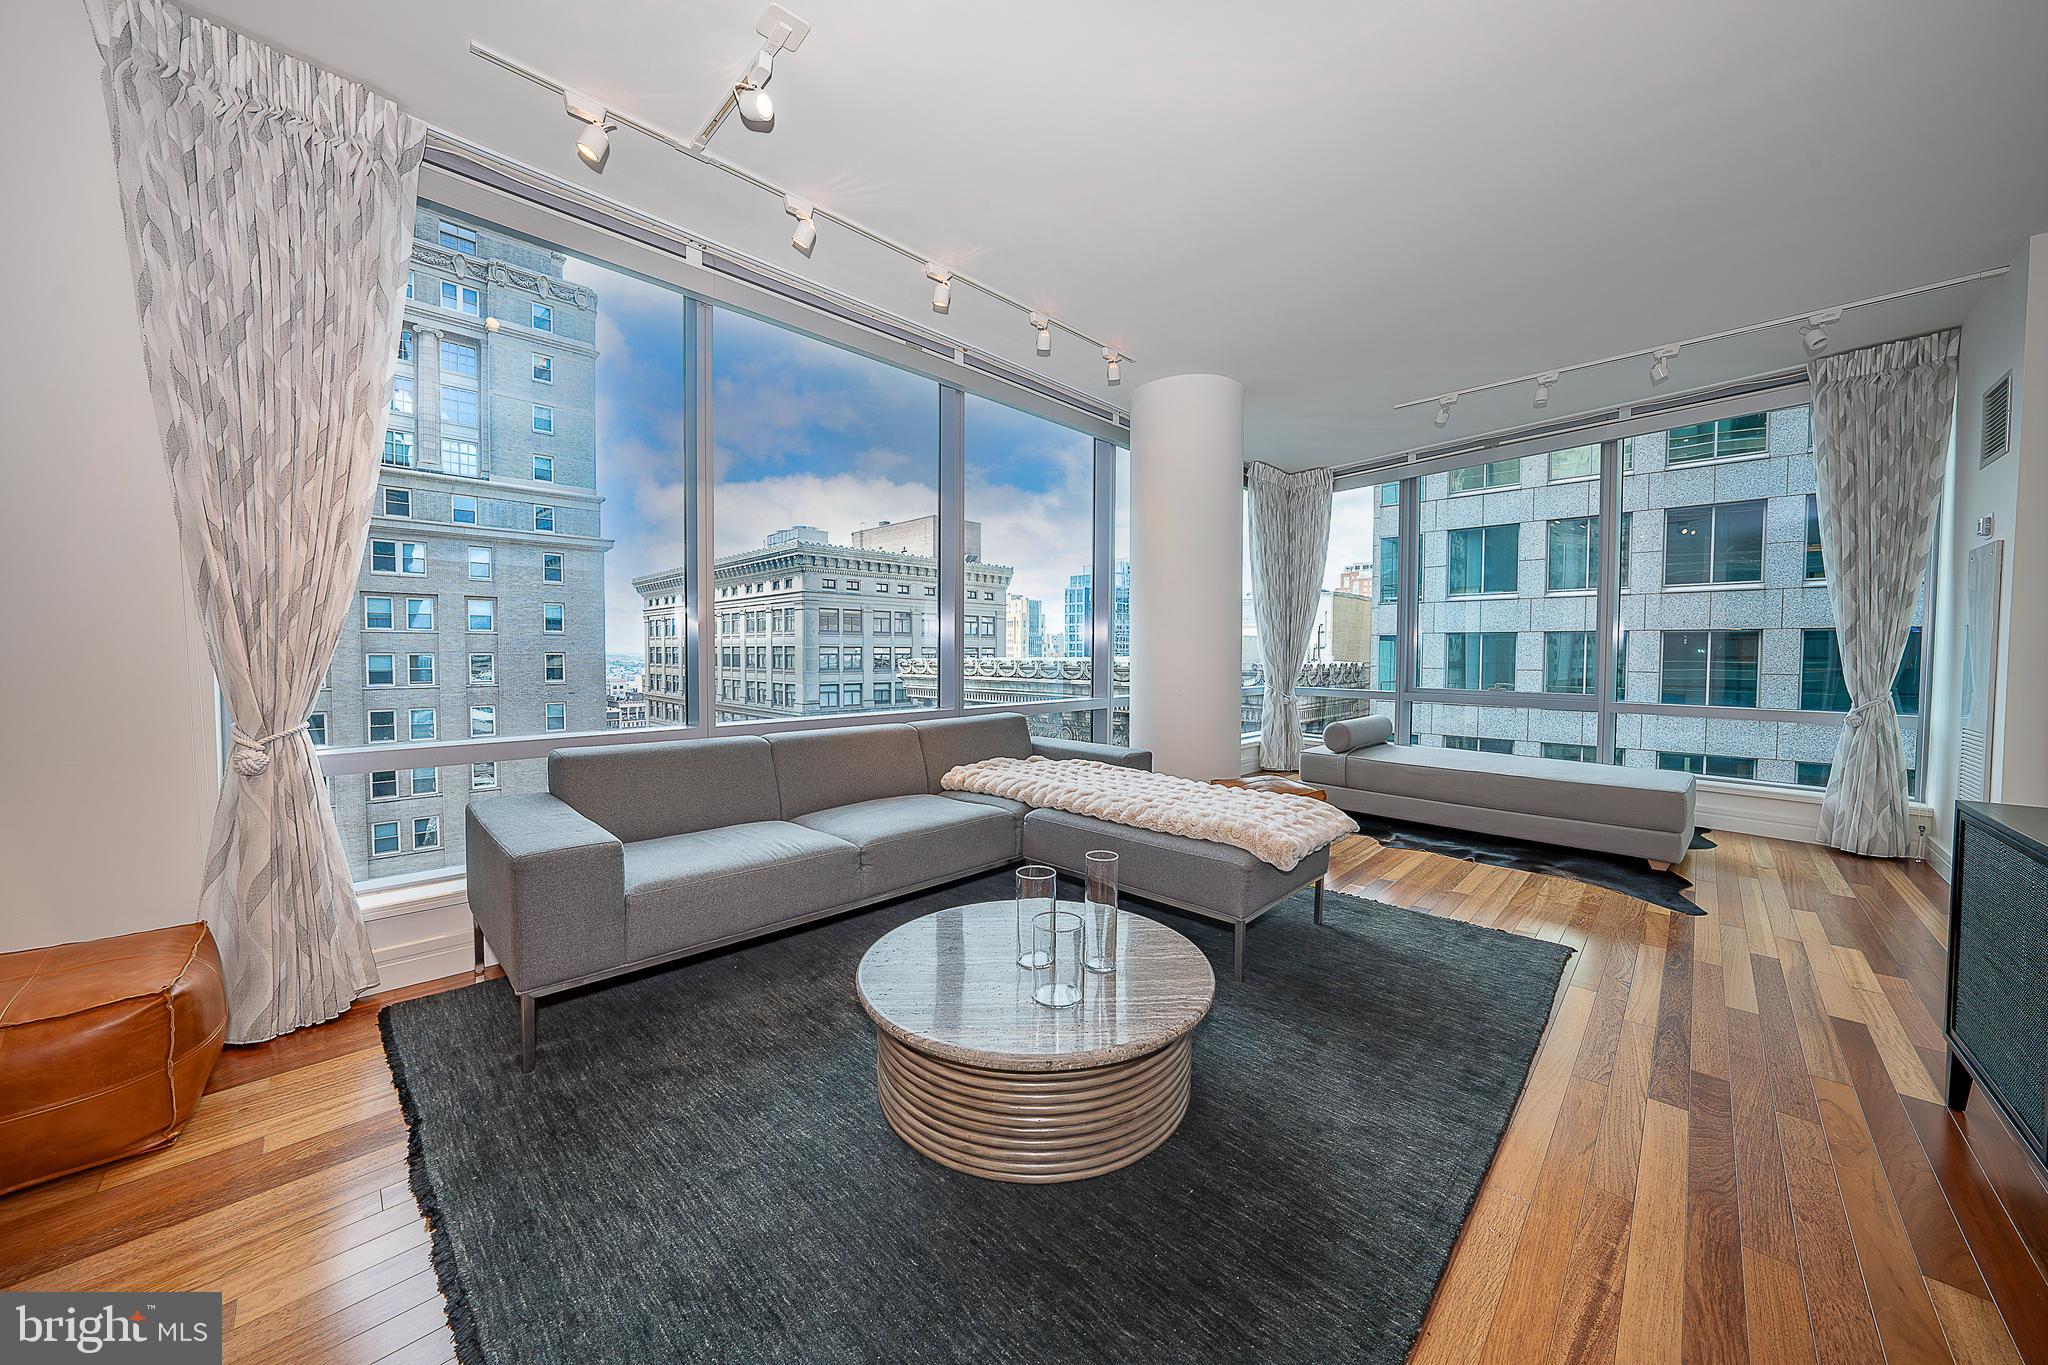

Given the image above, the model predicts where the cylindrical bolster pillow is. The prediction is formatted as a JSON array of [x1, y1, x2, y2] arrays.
[[1323, 714, 1394, 753]]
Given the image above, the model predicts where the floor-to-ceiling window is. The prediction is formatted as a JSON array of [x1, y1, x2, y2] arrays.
[[309, 189, 1128, 889], [1342, 399, 1933, 794], [709, 308, 942, 723], [961, 395, 1112, 740]]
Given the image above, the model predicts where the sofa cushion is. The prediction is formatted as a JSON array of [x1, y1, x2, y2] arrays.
[[551, 737, 780, 844], [1332, 742, 1694, 834], [1019, 809, 1326, 924], [908, 713, 1033, 790], [1299, 744, 1348, 790], [940, 791, 1032, 830], [767, 726, 929, 819], [622, 822, 860, 961], [793, 794, 1018, 897]]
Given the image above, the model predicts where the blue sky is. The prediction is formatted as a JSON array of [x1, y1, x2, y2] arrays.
[[566, 256, 1101, 651]]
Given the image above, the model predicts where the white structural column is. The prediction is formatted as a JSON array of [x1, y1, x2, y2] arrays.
[[1130, 374, 1246, 778]]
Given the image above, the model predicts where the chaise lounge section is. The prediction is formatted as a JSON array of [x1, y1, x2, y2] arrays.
[[1300, 715, 1695, 869], [467, 712, 1329, 1068]]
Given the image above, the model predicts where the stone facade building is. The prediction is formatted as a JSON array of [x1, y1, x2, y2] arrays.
[[316, 208, 608, 880], [1372, 403, 1925, 787]]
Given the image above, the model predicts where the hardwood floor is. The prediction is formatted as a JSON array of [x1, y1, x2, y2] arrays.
[[4, 833, 2043, 1363]]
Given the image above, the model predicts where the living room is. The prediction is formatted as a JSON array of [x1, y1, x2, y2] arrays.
[[3, 1, 2046, 1361]]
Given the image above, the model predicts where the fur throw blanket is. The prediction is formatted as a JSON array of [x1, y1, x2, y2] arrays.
[[942, 756, 1355, 872]]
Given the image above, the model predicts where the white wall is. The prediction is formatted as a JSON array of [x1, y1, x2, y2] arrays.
[[1928, 232, 2048, 867], [0, 6, 220, 951]]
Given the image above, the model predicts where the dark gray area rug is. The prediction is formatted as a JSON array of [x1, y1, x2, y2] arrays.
[[381, 873, 1574, 1364]]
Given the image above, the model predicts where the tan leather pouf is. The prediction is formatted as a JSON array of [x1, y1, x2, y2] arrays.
[[0, 923, 228, 1196]]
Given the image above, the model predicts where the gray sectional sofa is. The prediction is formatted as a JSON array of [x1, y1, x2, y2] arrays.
[[468, 712, 1330, 1068], [1299, 715, 1696, 867]]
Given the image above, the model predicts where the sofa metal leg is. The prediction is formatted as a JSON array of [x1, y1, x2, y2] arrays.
[[473, 922, 486, 978], [1313, 877, 1325, 925], [518, 994, 536, 1073], [1233, 922, 1246, 984]]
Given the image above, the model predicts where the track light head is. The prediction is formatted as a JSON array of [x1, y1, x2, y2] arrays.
[[785, 195, 816, 254], [1434, 394, 1457, 428], [1803, 309, 1842, 353], [1534, 371, 1558, 408], [1030, 312, 1051, 356], [925, 264, 951, 313], [564, 90, 611, 171], [575, 119, 611, 170], [736, 48, 776, 131], [1104, 348, 1122, 385], [1649, 345, 1679, 385]]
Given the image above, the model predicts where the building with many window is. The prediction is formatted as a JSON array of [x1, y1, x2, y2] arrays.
[[637, 523, 1014, 724], [1063, 561, 1132, 658], [1373, 405, 1926, 788], [315, 208, 609, 880]]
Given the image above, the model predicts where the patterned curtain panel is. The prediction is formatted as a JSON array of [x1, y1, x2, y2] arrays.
[[86, 0, 427, 1041], [1808, 330, 1958, 858], [1247, 463, 1334, 770]]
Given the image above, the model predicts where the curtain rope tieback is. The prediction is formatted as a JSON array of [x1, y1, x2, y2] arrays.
[[1841, 699, 1890, 730], [229, 723, 308, 777]]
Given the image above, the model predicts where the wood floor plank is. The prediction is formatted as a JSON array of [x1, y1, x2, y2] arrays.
[[1726, 1007, 1801, 1264], [1926, 1278, 2026, 1365], [1614, 1099, 1690, 1365], [1742, 1249, 1819, 1365], [1833, 1018, 1990, 1298], [1481, 1077, 1608, 1365], [1646, 914, 1695, 1109], [1684, 1070, 1749, 1365], [1413, 1186, 1533, 1365], [1777, 1112, 1886, 1365], [1902, 1097, 2048, 1365], [1812, 1077, 1953, 1363], [1546, 1186, 1633, 1365]]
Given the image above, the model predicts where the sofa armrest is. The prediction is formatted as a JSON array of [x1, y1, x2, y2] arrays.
[[466, 794, 626, 994], [1031, 737, 1154, 771]]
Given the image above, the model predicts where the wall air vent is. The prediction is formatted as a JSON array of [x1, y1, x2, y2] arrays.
[[1981, 372, 2011, 467]]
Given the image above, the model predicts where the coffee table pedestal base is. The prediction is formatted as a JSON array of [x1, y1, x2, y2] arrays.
[[873, 1031, 1192, 1184]]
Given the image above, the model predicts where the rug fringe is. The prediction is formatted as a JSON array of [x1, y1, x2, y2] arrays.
[[380, 1005, 491, 1365]]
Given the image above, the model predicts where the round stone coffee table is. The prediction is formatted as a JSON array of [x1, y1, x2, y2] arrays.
[[856, 901, 1215, 1183]]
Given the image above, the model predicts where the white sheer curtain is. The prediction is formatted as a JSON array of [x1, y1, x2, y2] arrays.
[[1808, 330, 1958, 857], [87, 0, 427, 1040], [1247, 462, 1334, 770]]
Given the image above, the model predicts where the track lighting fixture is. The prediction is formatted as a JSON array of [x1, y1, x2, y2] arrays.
[[564, 90, 612, 172], [1803, 309, 1842, 353], [1104, 348, 1122, 385], [1534, 371, 1558, 408], [1649, 345, 1679, 385], [731, 7, 808, 133], [1030, 312, 1052, 356], [925, 264, 951, 313], [736, 49, 776, 130], [785, 195, 816, 254], [1434, 395, 1457, 428]]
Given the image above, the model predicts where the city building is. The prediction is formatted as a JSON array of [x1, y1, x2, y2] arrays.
[[1064, 561, 1132, 658], [637, 522, 1014, 725], [1374, 405, 1927, 788], [314, 207, 609, 881], [1004, 593, 1045, 658]]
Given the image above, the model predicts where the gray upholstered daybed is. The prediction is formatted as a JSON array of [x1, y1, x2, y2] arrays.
[[1299, 715, 1696, 869]]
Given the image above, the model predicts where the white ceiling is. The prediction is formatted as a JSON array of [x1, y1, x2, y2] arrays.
[[197, 0, 2048, 467]]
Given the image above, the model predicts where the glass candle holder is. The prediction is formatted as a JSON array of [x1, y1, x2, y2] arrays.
[[1032, 909, 1085, 1009], [1083, 849, 1120, 974], [1015, 865, 1057, 969]]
